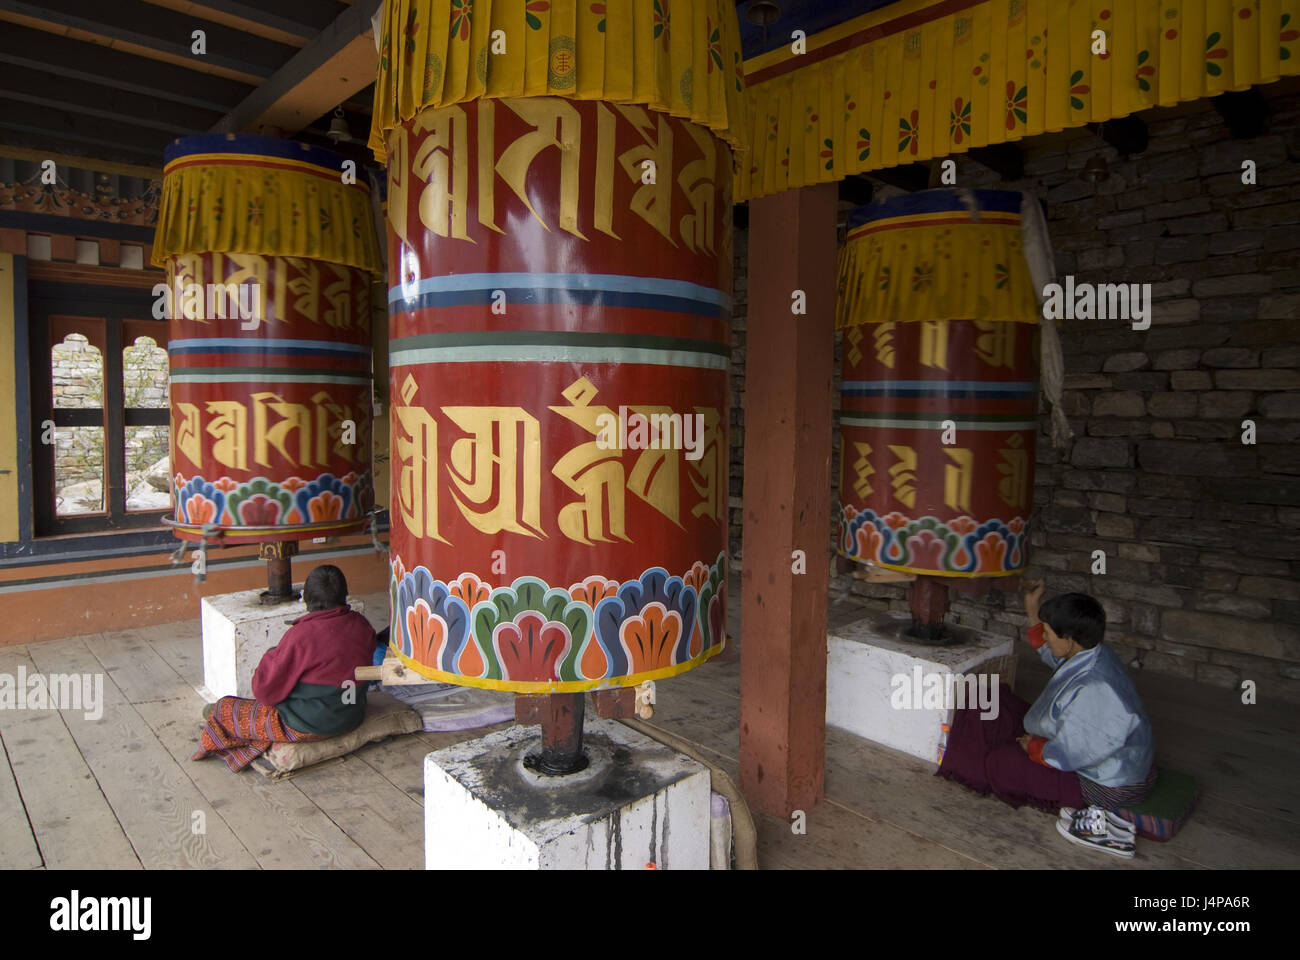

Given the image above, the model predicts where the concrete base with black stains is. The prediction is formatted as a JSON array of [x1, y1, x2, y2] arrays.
[[200, 588, 365, 699], [827, 611, 1014, 764], [424, 718, 711, 870]]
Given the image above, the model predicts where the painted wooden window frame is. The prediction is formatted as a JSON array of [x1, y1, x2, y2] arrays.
[[28, 279, 169, 535]]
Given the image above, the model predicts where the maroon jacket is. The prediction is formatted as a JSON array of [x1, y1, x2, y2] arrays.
[[252, 607, 377, 708]]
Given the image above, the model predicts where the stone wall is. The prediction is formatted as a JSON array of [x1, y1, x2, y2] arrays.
[[728, 85, 1300, 701], [52, 334, 169, 512]]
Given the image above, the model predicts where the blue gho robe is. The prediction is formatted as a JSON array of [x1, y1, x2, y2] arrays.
[[1024, 640, 1155, 788]]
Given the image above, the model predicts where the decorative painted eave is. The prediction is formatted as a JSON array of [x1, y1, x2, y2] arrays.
[[368, 0, 749, 162], [736, 0, 1300, 201]]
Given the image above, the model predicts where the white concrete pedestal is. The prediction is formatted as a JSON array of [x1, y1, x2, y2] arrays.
[[200, 588, 364, 700], [827, 612, 1013, 764], [424, 718, 711, 870]]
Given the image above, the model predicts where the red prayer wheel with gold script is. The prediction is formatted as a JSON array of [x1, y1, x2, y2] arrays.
[[153, 135, 384, 546], [371, 0, 747, 693], [385, 98, 732, 692], [836, 189, 1041, 579]]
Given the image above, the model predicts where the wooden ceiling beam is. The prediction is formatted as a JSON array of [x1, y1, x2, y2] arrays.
[[0, 0, 297, 79], [0, 67, 223, 136], [0, 101, 171, 166], [212, 0, 382, 136], [0, 23, 253, 113], [141, 0, 352, 46]]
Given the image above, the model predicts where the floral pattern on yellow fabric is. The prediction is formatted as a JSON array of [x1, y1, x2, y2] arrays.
[[736, 0, 1300, 201], [153, 156, 382, 274], [368, 0, 746, 162]]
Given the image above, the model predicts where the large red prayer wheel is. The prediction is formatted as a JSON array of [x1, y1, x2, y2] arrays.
[[155, 135, 381, 544], [385, 98, 732, 692], [836, 189, 1040, 578]]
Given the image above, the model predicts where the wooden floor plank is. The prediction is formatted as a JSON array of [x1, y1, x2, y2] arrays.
[[89, 629, 192, 705], [136, 622, 206, 692], [24, 638, 258, 870], [11, 590, 1299, 870], [0, 644, 141, 869], [350, 734, 436, 805], [350, 722, 515, 806], [649, 673, 1205, 869], [0, 730, 42, 869], [288, 755, 426, 870], [637, 725, 987, 870], [135, 696, 382, 871], [822, 727, 1206, 871]]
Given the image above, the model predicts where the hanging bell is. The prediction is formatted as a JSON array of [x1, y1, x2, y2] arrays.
[[327, 108, 351, 144], [1080, 155, 1110, 183]]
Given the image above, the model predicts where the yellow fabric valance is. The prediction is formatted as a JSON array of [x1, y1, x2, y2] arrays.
[[836, 191, 1039, 328], [739, 0, 1300, 201], [368, 0, 748, 161], [152, 147, 384, 276]]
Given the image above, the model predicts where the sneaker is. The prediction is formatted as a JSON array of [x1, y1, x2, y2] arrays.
[[1059, 806, 1135, 835], [1056, 805, 1136, 859]]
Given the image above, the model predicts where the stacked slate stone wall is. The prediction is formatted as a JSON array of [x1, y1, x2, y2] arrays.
[[51, 333, 169, 498], [729, 85, 1300, 702]]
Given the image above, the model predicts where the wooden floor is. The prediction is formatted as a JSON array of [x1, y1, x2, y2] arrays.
[[1, 578, 1296, 870]]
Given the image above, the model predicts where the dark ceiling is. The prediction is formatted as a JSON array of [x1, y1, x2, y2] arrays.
[[0, 0, 380, 172]]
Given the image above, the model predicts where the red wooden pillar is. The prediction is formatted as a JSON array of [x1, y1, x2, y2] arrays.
[[739, 183, 837, 818]]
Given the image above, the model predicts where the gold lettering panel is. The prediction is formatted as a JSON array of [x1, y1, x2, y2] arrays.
[[873, 323, 895, 368], [677, 121, 717, 254], [393, 376, 446, 543], [974, 319, 1016, 369], [997, 433, 1030, 510], [174, 402, 202, 468], [252, 392, 313, 469], [689, 407, 727, 522], [852, 441, 875, 500], [395, 97, 729, 254], [920, 320, 949, 370], [442, 406, 544, 537], [413, 105, 471, 241], [887, 444, 917, 509], [616, 105, 675, 246], [311, 390, 357, 466], [844, 326, 865, 367], [206, 400, 248, 471], [379, 375, 727, 547], [495, 99, 586, 239], [549, 378, 628, 545], [943, 448, 974, 513]]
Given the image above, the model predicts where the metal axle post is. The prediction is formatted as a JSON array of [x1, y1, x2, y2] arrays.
[[258, 541, 300, 604], [535, 692, 586, 776], [905, 575, 953, 645]]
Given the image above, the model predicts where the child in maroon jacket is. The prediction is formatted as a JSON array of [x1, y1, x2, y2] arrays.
[[193, 565, 377, 772]]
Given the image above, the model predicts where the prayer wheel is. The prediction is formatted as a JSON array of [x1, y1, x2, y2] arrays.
[[153, 135, 383, 569], [835, 189, 1040, 579], [383, 96, 733, 692]]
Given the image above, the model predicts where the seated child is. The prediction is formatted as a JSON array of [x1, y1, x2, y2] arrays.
[[937, 580, 1155, 858], [192, 564, 377, 772]]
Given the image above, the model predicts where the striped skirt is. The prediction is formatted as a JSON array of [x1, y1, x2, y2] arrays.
[[192, 696, 322, 772], [1078, 764, 1159, 810]]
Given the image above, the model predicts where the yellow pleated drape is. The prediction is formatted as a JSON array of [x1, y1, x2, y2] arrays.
[[738, 0, 1300, 201], [368, 0, 748, 161], [836, 214, 1039, 329], [152, 156, 384, 275]]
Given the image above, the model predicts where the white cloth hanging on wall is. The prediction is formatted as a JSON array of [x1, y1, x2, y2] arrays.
[[1019, 193, 1072, 449]]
